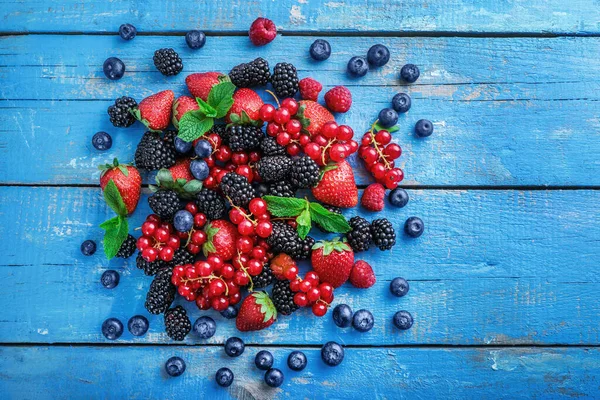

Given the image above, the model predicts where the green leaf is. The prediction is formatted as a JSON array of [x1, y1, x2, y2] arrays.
[[263, 196, 307, 217], [156, 169, 174, 186], [253, 291, 277, 323], [202, 224, 220, 256], [207, 81, 236, 118], [296, 208, 312, 239], [102, 180, 128, 217], [374, 122, 398, 133], [387, 125, 400, 133], [178, 111, 215, 142], [309, 202, 351, 233], [196, 97, 218, 118], [100, 215, 129, 259]]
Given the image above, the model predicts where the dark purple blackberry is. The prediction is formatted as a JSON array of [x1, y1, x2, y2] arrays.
[[228, 125, 264, 151], [135, 131, 176, 170], [107, 96, 137, 128], [116, 234, 136, 258], [253, 263, 274, 289], [371, 218, 396, 250], [297, 236, 315, 260], [153, 48, 183, 76], [271, 280, 299, 316], [272, 62, 299, 98], [148, 190, 180, 221], [211, 124, 229, 144], [136, 252, 170, 276], [145, 267, 176, 314], [229, 57, 271, 88], [346, 216, 372, 252], [267, 221, 302, 258], [268, 180, 297, 197], [254, 182, 270, 197], [256, 155, 292, 183], [164, 305, 192, 340], [220, 173, 255, 208], [172, 248, 195, 266], [289, 156, 319, 188], [260, 136, 287, 156], [196, 188, 226, 220]]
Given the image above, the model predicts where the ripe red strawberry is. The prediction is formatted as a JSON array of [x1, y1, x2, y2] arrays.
[[99, 158, 142, 214], [168, 158, 194, 182], [185, 72, 224, 101], [298, 100, 334, 136], [311, 238, 354, 288], [226, 88, 264, 123], [324, 86, 352, 113], [349, 260, 376, 288], [172, 96, 199, 129], [202, 220, 238, 261], [248, 17, 277, 46], [299, 78, 323, 101], [236, 291, 277, 331], [312, 160, 358, 208], [132, 90, 174, 131], [361, 183, 385, 211]]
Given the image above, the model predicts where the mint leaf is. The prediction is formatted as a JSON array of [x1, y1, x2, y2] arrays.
[[374, 122, 399, 133], [178, 111, 214, 142], [309, 202, 351, 233], [296, 208, 312, 239], [103, 179, 128, 216], [387, 125, 400, 133], [100, 215, 129, 259], [208, 81, 236, 118], [196, 98, 218, 118], [264, 196, 307, 217]]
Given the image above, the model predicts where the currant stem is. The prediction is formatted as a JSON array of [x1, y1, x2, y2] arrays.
[[265, 90, 281, 108], [369, 119, 391, 169]]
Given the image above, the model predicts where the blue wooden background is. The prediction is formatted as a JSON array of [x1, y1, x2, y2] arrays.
[[1, 1, 600, 399]]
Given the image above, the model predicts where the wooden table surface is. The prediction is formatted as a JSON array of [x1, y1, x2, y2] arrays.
[[1, 1, 600, 399]]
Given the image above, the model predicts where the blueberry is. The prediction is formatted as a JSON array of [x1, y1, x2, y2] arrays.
[[190, 159, 209, 181], [173, 210, 194, 232], [377, 108, 398, 128], [80, 240, 96, 256], [404, 217, 424, 238], [367, 44, 390, 67], [185, 30, 206, 49], [174, 136, 193, 154], [165, 356, 186, 377], [415, 119, 434, 138], [101, 318, 123, 340], [103, 57, 125, 80], [388, 188, 409, 208], [92, 131, 112, 151], [332, 304, 353, 328], [287, 351, 307, 371], [220, 305, 238, 319], [215, 367, 234, 387], [118, 23, 137, 40], [254, 350, 274, 370], [193, 316, 216, 339], [101, 270, 120, 289], [392, 93, 411, 113], [264, 368, 284, 388], [400, 64, 420, 83], [321, 341, 344, 367], [347, 56, 369, 77], [390, 277, 410, 297], [194, 139, 212, 158], [309, 39, 331, 61], [128, 315, 149, 336], [352, 309, 374, 333], [224, 337, 245, 357], [393, 310, 414, 330]]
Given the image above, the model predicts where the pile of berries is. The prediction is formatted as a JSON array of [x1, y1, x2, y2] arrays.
[[136, 215, 181, 262], [304, 121, 358, 166], [359, 125, 404, 189]]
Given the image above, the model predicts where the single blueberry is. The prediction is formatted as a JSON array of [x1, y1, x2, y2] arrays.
[[215, 367, 234, 387], [81, 240, 96, 256], [190, 159, 209, 181], [390, 277, 410, 297], [103, 57, 125, 80], [101, 318, 123, 340], [186, 30, 206, 49], [392, 93, 411, 113], [287, 351, 307, 371], [224, 337, 245, 357], [367, 44, 390, 67], [404, 217, 424, 238], [332, 304, 353, 328], [389, 188, 409, 208], [393, 310, 414, 330], [347, 56, 369, 77], [193, 316, 216, 339], [173, 210, 194, 232], [174, 136, 193, 154], [321, 341, 344, 367], [92, 131, 112, 151], [264, 368, 284, 388], [118, 23, 137, 40], [194, 139, 212, 158], [128, 315, 149, 336], [415, 119, 434, 138], [165, 356, 186, 377], [352, 309, 374, 333], [400, 64, 420, 83], [101, 270, 120, 289], [378, 108, 399, 128], [309, 39, 331, 61], [254, 350, 274, 370], [220, 305, 238, 319]]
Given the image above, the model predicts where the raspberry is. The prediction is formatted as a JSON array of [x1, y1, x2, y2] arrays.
[[289, 156, 319, 188], [136, 252, 170, 276], [145, 267, 176, 314], [256, 155, 292, 183], [271, 280, 299, 316], [153, 48, 183, 76], [116, 234, 136, 258], [148, 190, 180, 221], [260, 136, 287, 156], [248, 17, 277, 46], [361, 183, 386, 211], [271, 63, 299, 99], [324, 86, 352, 113], [228, 125, 264, 151], [135, 131, 177, 170], [164, 305, 192, 341], [371, 218, 396, 250], [107, 96, 137, 128], [346, 216, 372, 252], [229, 57, 271, 88], [253, 263, 274, 289], [349, 260, 376, 288], [220, 173, 256, 208], [268, 180, 297, 197], [299, 78, 323, 101], [196, 188, 226, 220]]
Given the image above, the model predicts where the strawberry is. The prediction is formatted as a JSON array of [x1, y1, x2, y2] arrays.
[[236, 291, 277, 331], [312, 160, 358, 208], [172, 96, 199, 129], [185, 72, 224, 101], [311, 238, 354, 288], [202, 220, 238, 261], [226, 88, 264, 124], [99, 158, 142, 214], [269, 253, 297, 280], [168, 158, 194, 182], [361, 183, 385, 211], [298, 100, 334, 136], [349, 260, 376, 288], [132, 90, 174, 131]]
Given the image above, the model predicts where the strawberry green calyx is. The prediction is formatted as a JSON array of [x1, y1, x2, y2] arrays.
[[294, 103, 311, 133], [202, 223, 220, 256], [130, 108, 160, 133], [98, 158, 131, 178], [149, 169, 202, 200], [252, 291, 277, 323], [312, 237, 351, 256], [227, 110, 262, 127]]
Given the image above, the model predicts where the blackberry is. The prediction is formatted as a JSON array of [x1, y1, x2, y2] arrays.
[[164, 305, 192, 341], [228, 125, 264, 151], [153, 48, 183, 76], [268, 180, 297, 197], [267, 221, 301, 257], [148, 190, 180, 221], [135, 131, 176, 170], [116, 234, 136, 258], [289, 156, 319, 188], [220, 173, 255, 208], [256, 155, 292, 183], [371, 218, 396, 251], [196, 188, 226, 220], [272, 63, 299, 98], [107, 96, 137, 128], [172, 248, 195, 266], [229, 57, 271, 88], [260, 136, 287, 156], [145, 267, 176, 314], [271, 280, 299, 316], [254, 182, 270, 197], [346, 216, 372, 252], [253, 263, 274, 289], [297, 236, 315, 260], [136, 252, 170, 276], [211, 124, 229, 144]]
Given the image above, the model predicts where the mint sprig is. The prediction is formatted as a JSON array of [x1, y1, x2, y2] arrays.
[[374, 121, 400, 133], [100, 179, 129, 259]]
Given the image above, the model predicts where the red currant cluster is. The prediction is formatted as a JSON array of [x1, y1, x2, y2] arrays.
[[136, 215, 181, 262], [304, 121, 358, 166], [358, 125, 404, 189], [175, 202, 208, 255], [260, 98, 307, 157], [229, 198, 273, 238]]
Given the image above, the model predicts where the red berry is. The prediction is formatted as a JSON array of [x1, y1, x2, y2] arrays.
[[215, 146, 232, 162], [282, 265, 297, 281], [249, 198, 267, 216], [233, 270, 250, 286], [142, 247, 158, 262], [226, 279, 240, 295], [362, 147, 378, 164], [248, 17, 277, 46], [276, 132, 291, 146], [286, 142, 301, 156], [321, 291, 334, 304], [312, 302, 327, 317], [304, 143, 321, 159], [324, 86, 352, 113], [207, 133, 221, 149], [329, 143, 347, 162], [386, 168, 403, 183], [371, 163, 386, 179], [318, 283, 333, 299], [159, 246, 174, 262], [191, 230, 207, 245], [374, 130, 391, 145], [205, 156, 215, 168], [267, 122, 280, 137], [196, 261, 213, 277], [259, 104, 276, 122], [207, 255, 223, 269], [255, 212, 271, 221], [237, 219, 254, 236], [229, 208, 246, 225], [274, 108, 291, 124], [178, 285, 191, 297], [281, 98, 299, 114], [336, 125, 354, 141], [322, 121, 339, 139], [307, 287, 321, 302], [251, 246, 266, 260], [299, 280, 313, 293], [236, 236, 254, 254], [289, 279, 301, 292], [203, 175, 216, 189], [285, 119, 302, 135], [209, 279, 226, 297], [298, 77, 323, 101], [185, 265, 198, 279], [136, 236, 151, 251], [154, 227, 169, 243], [233, 254, 249, 270], [313, 135, 328, 147], [221, 264, 235, 279], [211, 296, 229, 312], [141, 221, 157, 237], [187, 243, 200, 254], [305, 271, 320, 286], [231, 151, 249, 165], [167, 235, 180, 249], [193, 213, 207, 228], [361, 134, 373, 146], [294, 292, 308, 307], [185, 202, 198, 214], [299, 134, 311, 146], [229, 292, 242, 305], [196, 296, 211, 310], [146, 214, 161, 223], [383, 143, 402, 159], [347, 140, 359, 154], [247, 259, 263, 276], [255, 221, 273, 238], [249, 152, 261, 163]]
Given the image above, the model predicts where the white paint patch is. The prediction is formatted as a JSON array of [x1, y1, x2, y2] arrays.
[[289, 5, 306, 24], [324, 1, 344, 7], [37, 328, 48, 335]]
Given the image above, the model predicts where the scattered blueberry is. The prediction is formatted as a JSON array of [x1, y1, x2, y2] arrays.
[[101, 270, 120, 289], [377, 108, 398, 128], [332, 304, 353, 328], [254, 350, 274, 370], [101, 318, 123, 340], [392, 93, 411, 113], [400, 64, 420, 83], [174, 136, 193, 154], [393, 310, 414, 330], [128, 315, 149, 336], [287, 351, 307, 371], [224, 337, 245, 357], [81, 240, 97, 256], [309, 39, 331, 61], [390, 277, 410, 297], [215, 367, 234, 387], [264, 368, 284, 388], [404, 217, 424, 238], [347, 56, 369, 77], [415, 119, 434, 138], [185, 30, 206, 49], [92, 131, 112, 151], [220, 305, 238, 319], [367, 44, 390, 67], [193, 316, 216, 339], [352, 309, 374, 332], [190, 159, 209, 181], [118, 23, 137, 40], [173, 210, 194, 232], [388, 188, 409, 208], [103, 57, 125, 80], [194, 139, 212, 158], [165, 356, 186, 377], [321, 341, 344, 367]]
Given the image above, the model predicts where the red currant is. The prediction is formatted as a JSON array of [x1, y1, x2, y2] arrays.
[[196, 296, 211, 310], [281, 98, 299, 114], [267, 122, 280, 137], [312, 302, 327, 317], [237, 219, 254, 236], [191, 230, 207, 245], [375, 130, 391, 145], [207, 255, 223, 269], [383, 143, 402, 159], [300, 280, 313, 293], [159, 246, 174, 262], [233, 270, 250, 286], [141, 221, 157, 237], [196, 261, 213, 277], [146, 214, 161, 223], [274, 107, 291, 124], [231, 151, 249, 165], [251, 246, 266, 260], [167, 235, 180, 249], [285, 119, 302, 135], [276, 132, 291, 146], [136, 236, 151, 251], [259, 104, 276, 122], [154, 227, 169, 243], [205, 156, 215, 168], [318, 283, 333, 300], [305, 271, 320, 286], [247, 259, 263, 276], [178, 285, 191, 298], [236, 236, 253, 254], [249, 198, 267, 216], [299, 134, 311, 146], [249, 152, 261, 163], [336, 125, 354, 141], [187, 243, 200, 254], [322, 121, 339, 139], [362, 147, 378, 164], [229, 208, 245, 225], [307, 287, 321, 302], [211, 296, 229, 312], [304, 143, 321, 159], [185, 265, 198, 279], [294, 292, 308, 307], [229, 292, 242, 305], [329, 143, 347, 162], [221, 264, 235, 279], [209, 279, 226, 297], [284, 265, 298, 281], [215, 146, 232, 162], [185, 202, 198, 214], [347, 140, 359, 154], [289, 279, 301, 292], [361, 134, 373, 146], [141, 247, 158, 262], [193, 213, 207, 228], [286, 142, 302, 156], [371, 163, 386, 180], [255, 221, 273, 238], [313, 134, 328, 147]]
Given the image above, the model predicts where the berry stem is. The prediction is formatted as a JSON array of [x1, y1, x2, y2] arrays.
[[265, 90, 281, 108], [368, 119, 391, 169]]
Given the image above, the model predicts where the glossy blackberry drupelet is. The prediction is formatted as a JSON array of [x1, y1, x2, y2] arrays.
[[171, 248, 195, 266], [289, 156, 319, 188], [116, 234, 136, 258], [211, 124, 229, 144], [145, 267, 176, 314], [268, 180, 297, 197], [196, 188, 226, 220], [271, 62, 299, 98], [107, 96, 137, 128], [297, 236, 315, 260], [253, 263, 274, 289], [271, 279, 299, 316], [266, 221, 302, 257], [228, 125, 264, 151], [136, 253, 170, 276], [324, 204, 342, 214], [346, 216, 372, 252], [371, 218, 396, 250], [164, 305, 192, 341], [135, 131, 177, 170], [220, 173, 255, 208], [256, 155, 292, 183], [153, 48, 183, 76], [148, 190, 180, 221], [229, 57, 271, 88], [260, 136, 287, 156]]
